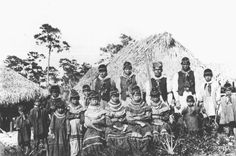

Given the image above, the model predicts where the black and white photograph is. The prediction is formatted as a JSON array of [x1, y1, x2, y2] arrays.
[[0, 0, 236, 155]]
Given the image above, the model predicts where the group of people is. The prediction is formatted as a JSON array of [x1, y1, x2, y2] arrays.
[[15, 57, 236, 156]]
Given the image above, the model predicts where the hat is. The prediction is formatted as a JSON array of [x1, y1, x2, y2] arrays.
[[131, 85, 141, 95], [89, 90, 99, 99], [110, 88, 119, 97], [186, 95, 195, 102], [150, 88, 161, 97], [204, 68, 213, 77], [82, 84, 91, 92], [70, 89, 80, 99], [49, 85, 60, 93], [123, 61, 132, 70], [181, 57, 190, 65], [98, 64, 107, 72], [153, 61, 163, 70]]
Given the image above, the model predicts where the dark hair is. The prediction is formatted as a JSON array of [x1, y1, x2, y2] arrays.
[[131, 85, 141, 95], [186, 95, 195, 102], [204, 68, 213, 77], [82, 84, 91, 92]]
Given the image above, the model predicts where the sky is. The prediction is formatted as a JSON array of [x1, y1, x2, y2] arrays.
[[0, 0, 236, 75]]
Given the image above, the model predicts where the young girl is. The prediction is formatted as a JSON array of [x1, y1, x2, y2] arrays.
[[82, 90, 107, 156], [67, 89, 85, 156], [149, 88, 171, 137], [182, 95, 200, 135], [49, 101, 69, 156], [105, 89, 129, 156], [218, 83, 236, 136], [126, 85, 152, 156], [15, 105, 31, 155]]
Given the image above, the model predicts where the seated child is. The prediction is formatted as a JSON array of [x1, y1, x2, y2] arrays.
[[126, 85, 152, 156], [105, 89, 129, 155], [182, 95, 200, 134], [82, 90, 107, 156], [149, 88, 171, 136], [218, 82, 236, 136]]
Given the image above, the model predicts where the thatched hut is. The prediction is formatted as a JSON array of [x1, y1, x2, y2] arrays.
[[0, 66, 48, 106], [74, 32, 211, 93], [0, 65, 48, 131]]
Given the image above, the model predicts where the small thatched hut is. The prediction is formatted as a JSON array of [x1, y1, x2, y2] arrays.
[[0, 66, 48, 106], [74, 32, 211, 93]]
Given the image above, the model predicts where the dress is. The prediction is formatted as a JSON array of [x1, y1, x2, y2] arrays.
[[105, 100, 129, 156], [182, 105, 200, 132], [219, 96, 236, 125], [82, 105, 106, 156], [126, 100, 152, 156], [49, 111, 69, 156]]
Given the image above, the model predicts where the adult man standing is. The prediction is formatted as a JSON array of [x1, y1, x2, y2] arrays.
[[146, 61, 171, 105]]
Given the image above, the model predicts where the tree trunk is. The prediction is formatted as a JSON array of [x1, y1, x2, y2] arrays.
[[47, 48, 51, 88]]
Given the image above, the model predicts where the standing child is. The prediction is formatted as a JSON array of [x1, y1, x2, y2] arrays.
[[117, 61, 137, 105], [182, 95, 200, 135], [198, 69, 221, 133], [126, 85, 152, 156], [80, 85, 91, 109], [29, 98, 49, 153], [49, 101, 69, 156], [82, 90, 107, 156], [15, 105, 31, 155], [105, 89, 129, 156], [149, 88, 171, 137], [218, 83, 236, 136], [67, 89, 85, 156]]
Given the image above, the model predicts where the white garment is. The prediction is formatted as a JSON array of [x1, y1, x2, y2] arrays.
[[197, 80, 221, 117], [174, 91, 195, 113], [70, 138, 79, 156]]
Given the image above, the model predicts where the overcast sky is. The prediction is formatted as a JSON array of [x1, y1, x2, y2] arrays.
[[0, 0, 235, 73]]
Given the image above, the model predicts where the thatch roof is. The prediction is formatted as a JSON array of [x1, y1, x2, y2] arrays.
[[74, 32, 222, 93], [0, 66, 48, 105]]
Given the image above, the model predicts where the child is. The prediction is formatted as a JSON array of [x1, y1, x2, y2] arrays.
[[105, 89, 129, 156], [92, 64, 116, 109], [149, 88, 171, 136], [67, 89, 85, 156], [82, 90, 107, 156], [126, 85, 152, 156], [29, 98, 49, 152], [49, 101, 69, 156], [218, 83, 236, 136], [80, 84, 91, 109], [15, 105, 31, 155], [198, 69, 221, 133], [117, 61, 137, 104], [182, 95, 200, 134], [175, 81, 195, 114]]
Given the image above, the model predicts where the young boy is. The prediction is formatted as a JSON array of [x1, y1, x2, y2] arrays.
[[182, 95, 200, 134], [15, 105, 31, 155], [49, 101, 68, 156], [117, 61, 137, 104], [92, 64, 116, 109], [149, 88, 171, 136], [198, 69, 221, 132], [29, 98, 49, 152], [67, 89, 85, 156], [105, 89, 129, 156], [126, 85, 152, 156], [82, 90, 107, 156], [80, 84, 91, 109], [218, 82, 236, 136]]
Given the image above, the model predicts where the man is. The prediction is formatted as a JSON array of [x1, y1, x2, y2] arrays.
[[91, 64, 116, 108], [146, 61, 172, 105], [172, 57, 196, 111]]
